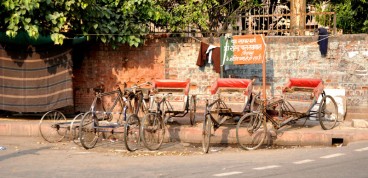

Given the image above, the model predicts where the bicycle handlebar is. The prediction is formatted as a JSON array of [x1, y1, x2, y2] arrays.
[[132, 82, 152, 88]]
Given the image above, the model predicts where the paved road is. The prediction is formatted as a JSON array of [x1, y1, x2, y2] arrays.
[[1, 136, 368, 177]]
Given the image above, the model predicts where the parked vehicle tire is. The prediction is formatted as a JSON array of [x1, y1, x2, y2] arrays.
[[39, 110, 68, 143], [79, 111, 99, 149], [236, 113, 267, 150], [124, 114, 141, 151], [202, 114, 212, 153], [141, 113, 165, 150], [318, 95, 338, 130]]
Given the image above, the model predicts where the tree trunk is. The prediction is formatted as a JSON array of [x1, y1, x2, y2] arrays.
[[290, 0, 306, 35]]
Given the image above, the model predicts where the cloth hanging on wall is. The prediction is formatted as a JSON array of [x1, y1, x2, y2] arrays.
[[196, 42, 221, 73], [206, 45, 217, 64], [318, 27, 328, 58], [0, 45, 74, 112]]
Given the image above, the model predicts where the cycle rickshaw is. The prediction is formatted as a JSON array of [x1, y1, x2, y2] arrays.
[[78, 82, 151, 151], [140, 79, 197, 150], [236, 78, 339, 150], [39, 110, 84, 143], [202, 78, 253, 153]]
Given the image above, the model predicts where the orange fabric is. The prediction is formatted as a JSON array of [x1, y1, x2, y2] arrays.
[[153, 79, 190, 95], [210, 78, 253, 95]]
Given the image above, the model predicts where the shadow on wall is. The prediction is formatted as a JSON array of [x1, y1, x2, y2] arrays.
[[1, 43, 72, 74], [222, 59, 275, 93], [71, 40, 166, 112]]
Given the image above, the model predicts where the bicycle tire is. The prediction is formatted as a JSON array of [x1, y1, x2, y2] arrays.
[[202, 114, 212, 153], [70, 113, 84, 144], [141, 113, 165, 150], [189, 95, 196, 126], [124, 114, 141, 151], [318, 95, 338, 130], [236, 113, 267, 150], [79, 111, 99, 149], [39, 110, 68, 143]]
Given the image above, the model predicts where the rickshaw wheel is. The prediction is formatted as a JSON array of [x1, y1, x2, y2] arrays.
[[318, 95, 338, 130], [124, 114, 141, 151], [79, 111, 100, 149], [141, 113, 165, 150], [189, 95, 197, 126], [236, 113, 267, 150], [202, 114, 212, 153], [70, 113, 84, 144], [39, 110, 68, 143]]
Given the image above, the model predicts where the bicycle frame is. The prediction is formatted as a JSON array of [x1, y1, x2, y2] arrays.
[[79, 86, 143, 151], [252, 90, 330, 130], [91, 88, 130, 129], [204, 98, 234, 130], [149, 93, 193, 122]]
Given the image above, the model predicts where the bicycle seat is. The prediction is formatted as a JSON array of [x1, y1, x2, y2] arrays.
[[93, 85, 105, 93]]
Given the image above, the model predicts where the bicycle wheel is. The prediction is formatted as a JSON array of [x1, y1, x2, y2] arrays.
[[124, 114, 141, 151], [189, 95, 196, 126], [236, 113, 267, 150], [318, 95, 338, 130], [141, 113, 165, 150], [39, 110, 68, 143], [70, 113, 84, 144], [79, 111, 99, 149], [202, 114, 212, 153]]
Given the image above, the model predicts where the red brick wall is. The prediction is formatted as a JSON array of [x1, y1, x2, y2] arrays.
[[73, 39, 165, 112]]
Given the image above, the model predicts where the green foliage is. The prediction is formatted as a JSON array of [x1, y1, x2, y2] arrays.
[[316, 0, 368, 33], [155, 0, 253, 37], [0, 0, 168, 46]]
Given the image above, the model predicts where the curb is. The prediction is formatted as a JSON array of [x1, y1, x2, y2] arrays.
[[2, 119, 368, 148]]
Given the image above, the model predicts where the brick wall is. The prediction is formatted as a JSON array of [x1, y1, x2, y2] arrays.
[[73, 35, 368, 119], [73, 39, 166, 112]]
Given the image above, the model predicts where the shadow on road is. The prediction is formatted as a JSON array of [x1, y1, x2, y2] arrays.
[[0, 146, 51, 162]]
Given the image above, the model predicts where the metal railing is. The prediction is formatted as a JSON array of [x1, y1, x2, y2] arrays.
[[149, 4, 337, 37]]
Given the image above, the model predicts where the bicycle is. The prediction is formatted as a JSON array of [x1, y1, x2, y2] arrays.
[[140, 79, 197, 150], [79, 83, 141, 151], [236, 78, 338, 150], [38, 85, 105, 143], [202, 78, 253, 153], [124, 82, 152, 118], [39, 111, 84, 143]]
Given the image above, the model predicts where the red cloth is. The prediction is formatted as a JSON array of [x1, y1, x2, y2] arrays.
[[196, 42, 221, 73]]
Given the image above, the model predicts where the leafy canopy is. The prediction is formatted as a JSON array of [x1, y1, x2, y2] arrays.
[[1, 0, 366, 46], [0, 0, 168, 46]]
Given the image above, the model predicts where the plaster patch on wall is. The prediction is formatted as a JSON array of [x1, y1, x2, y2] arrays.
[[348, 51, 359, 58], [322, 89, 347, 121], [362, 51, 368, 57]]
